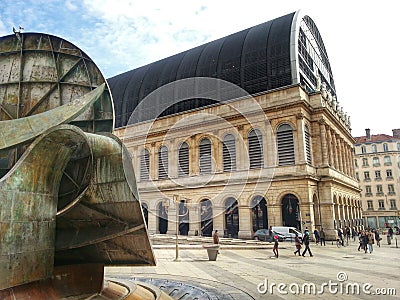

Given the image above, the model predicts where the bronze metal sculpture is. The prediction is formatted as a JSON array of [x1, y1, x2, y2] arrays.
[[0, 32, 161, 299]]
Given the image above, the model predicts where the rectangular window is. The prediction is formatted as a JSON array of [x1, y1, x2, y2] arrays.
[[378, 200, 385, 210], [367, 200, 373, 210], [365, 186, 372, 196], [390, 199, 396, 210], [388, 184, 395, 195], [376, 185, 383, 194], [355, 172, 359, 181], [386, 169, 393, 178], [375, 170, 381, 179], [364, 171, 370, 180], [362, 158, 368, 166]]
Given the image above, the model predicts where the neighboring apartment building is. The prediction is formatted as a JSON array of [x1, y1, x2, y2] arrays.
[[108, 11, 361, 240], [354, 129, 400, 228]]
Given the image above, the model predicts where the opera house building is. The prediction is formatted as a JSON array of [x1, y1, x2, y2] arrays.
[[108, 11, 362, 240]]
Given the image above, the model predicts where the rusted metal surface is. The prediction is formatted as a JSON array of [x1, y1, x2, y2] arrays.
[[0, 32, 154, 294], [0, 83, 105, 150], [0, 264, 104, 299], [0, 32, 114, 175]]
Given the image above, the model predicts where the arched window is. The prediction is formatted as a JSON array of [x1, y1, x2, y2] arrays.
[[158, 146, 168, 179], [304, 124, 312, 165], [178, 142, 189, 177], [223, 134, 236, 172], [199, 138, 212, 174], [248, 129, 263, 169], [371, 144, 377, 153], [383, 143, 389, 152], [140, 149, 150, 180], [277, 124, 295, 165]]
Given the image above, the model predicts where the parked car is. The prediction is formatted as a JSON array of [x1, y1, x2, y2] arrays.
[[253, 229, 286, 242], [271, 226, 303, 241]]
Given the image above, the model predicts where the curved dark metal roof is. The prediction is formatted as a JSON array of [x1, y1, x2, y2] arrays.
[[108, 11, 336, 128]]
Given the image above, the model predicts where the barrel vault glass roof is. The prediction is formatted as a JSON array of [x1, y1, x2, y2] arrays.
[[108, 10, 336, 128]]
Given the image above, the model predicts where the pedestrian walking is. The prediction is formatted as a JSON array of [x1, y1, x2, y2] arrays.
[[374, 230, 381, 247], [319, 228, 326, 246], [268, 226, 273, 242], [313, 229, 320, 245], [337, 228, 344, 246], [294, 234, 302, 255], [273, 235, 279, 258], [367, 231, 374, 253], [301, 231, 313, 257], [362, 231, 369, 253], [352, 227, 357, 242], [213, 230, 220, 254], [213, 230, 219, 244]]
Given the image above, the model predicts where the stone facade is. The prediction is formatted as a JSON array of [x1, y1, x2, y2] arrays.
[[354, 129, 400, 229], [115, 84, 361, 240]]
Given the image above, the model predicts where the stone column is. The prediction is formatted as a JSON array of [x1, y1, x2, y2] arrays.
[[265, 122, 275, 168], [332, 133, 339, 170], [188, 205, 200, 236], [150, 142, 157, 180], [337, 137, 344, 173], [147, 205, 158, 235], [319, 119, 329, 166], [190, 136, 199, 176], [320, 203, 336, 240], [213, 205, 225, 233], [267, 204, 282, 227], [167, 204, 177, 235], [326, 129, 334, 167], [212, 132, 223, 173], [169, 140, 178, 178], [236, 125, 247, 170], [296, 113, 306, 165], [299, 203, 313, 232], [238, 205, 252, 239]]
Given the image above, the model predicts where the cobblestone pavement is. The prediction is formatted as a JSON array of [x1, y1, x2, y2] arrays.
[[105, 236, 400, 299]]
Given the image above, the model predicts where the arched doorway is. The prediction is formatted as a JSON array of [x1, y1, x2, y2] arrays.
[[281, 194, 301, 230], [251, 196, 268, 232], [200, 199, 213, 236], [179, 200, 189, 235], [225, 197, 239, 238], [142, 203, 149, 228], [158, 201, 168, 234]]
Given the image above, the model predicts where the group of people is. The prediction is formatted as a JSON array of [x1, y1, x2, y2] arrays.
[[357, 229, 378, 253]]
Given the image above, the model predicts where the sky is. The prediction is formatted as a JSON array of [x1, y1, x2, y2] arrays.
[[1, 0, 399, 138]]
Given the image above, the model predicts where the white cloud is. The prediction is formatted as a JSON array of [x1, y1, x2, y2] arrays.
[[0, 0, 399, 136]]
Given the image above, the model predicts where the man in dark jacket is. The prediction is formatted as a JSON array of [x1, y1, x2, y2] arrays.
[[301, 231, 313, 257]]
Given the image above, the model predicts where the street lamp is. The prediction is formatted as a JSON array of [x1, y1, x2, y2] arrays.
[[173, 195, 190, 262]]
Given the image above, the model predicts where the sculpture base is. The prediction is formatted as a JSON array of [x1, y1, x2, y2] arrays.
[[0, 264, 174, 300], [0, 264, 104, 299]]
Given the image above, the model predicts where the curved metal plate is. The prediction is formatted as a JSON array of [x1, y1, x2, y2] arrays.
[[0, 84, 104, 150]]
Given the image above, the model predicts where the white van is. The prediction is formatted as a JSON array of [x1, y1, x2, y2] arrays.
[[271, 226, 303, 240]]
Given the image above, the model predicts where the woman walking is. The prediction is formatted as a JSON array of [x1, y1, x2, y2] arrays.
[[367, 231, 375, 254], [294, 234, 302, 255], [273, 235, 279, 258]]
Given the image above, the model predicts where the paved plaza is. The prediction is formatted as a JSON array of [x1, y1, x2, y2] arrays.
[[105, 235, 400, 299]]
